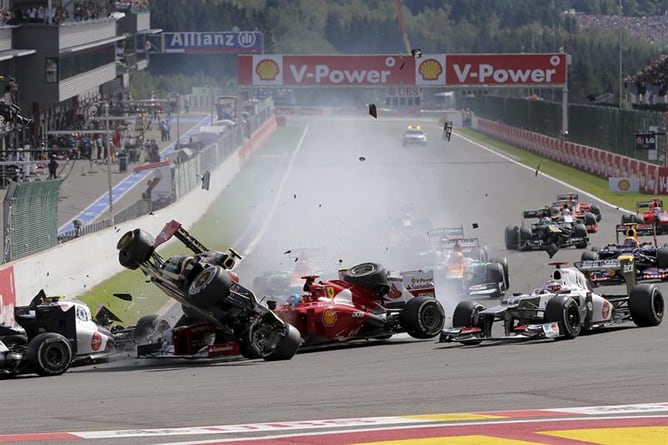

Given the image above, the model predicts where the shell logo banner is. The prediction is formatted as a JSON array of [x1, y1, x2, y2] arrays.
[[609, 177, 640, 192], [238, 53, 568, 87]]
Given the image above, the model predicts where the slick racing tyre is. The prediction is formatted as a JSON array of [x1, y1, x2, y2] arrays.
[[584, 212, 597, 226], [451, 300, 487, 344], [519, 225, 532, 247], [26, 332, 73, 377], [504, 226, 518, 250], [134, 314, 171, 346], [187, 266, 233, 308], [399, 296, 445, 339], [490, 257, 509, 289], [544, 295, 581, 339], [342, 262, 388, 291], [117, 229, 155, 270], [590, 205, 602, 222], [656, 247, 668, 269], [238, 318, 301, 361], [629, 284, 664, 327], [581, 250, 599, 262]]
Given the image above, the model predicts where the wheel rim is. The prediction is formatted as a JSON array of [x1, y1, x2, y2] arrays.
[[44, 343, 68, 369], [565, 302, 580, 331], [421, 304, 443, 331], [350, 263, 374, 276], [117, 231, 134, 250], [653, 292, 665, 320], [251, 323, 280, 355]]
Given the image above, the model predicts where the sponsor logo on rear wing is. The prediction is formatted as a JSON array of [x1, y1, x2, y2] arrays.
[[440, 237, 480, 249], [575, 259, 623, 272], [428, 226, 465, 239]]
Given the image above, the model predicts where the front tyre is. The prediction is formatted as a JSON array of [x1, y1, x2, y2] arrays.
[[187, 266, 232, 308], [117, 229, 155, 270], [26, 332, 72, 377], [544, 295, 581, 339], [399, 296, 445, 339], [629, 284, 664, 327]]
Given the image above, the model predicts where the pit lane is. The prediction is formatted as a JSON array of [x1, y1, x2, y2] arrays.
[[1, 116, 666, 444]]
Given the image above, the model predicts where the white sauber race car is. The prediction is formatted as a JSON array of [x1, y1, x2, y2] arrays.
[[440, 257, 664, 344]]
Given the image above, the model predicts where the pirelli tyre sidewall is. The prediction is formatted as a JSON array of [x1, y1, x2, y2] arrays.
[[544, 295, 581, 339], [629, 283, 664, 327], [117, 229, 155, 270], [187, 266, 232, 308], [26, 332, 73, 377], [399, 296, 446, 339]]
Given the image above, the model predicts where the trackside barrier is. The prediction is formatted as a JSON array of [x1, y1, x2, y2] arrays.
[[476, 118, 667, 195], [0, 115, 278, 320]]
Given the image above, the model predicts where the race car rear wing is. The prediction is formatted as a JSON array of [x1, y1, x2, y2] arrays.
[[439, 237, 480, 250], [636, 199, 663, 209], [428, 225, 465, 240], [615, 223, 657, 244], [522, 208, 550, 219], [574, 256, 637, 293], [556, 193, 579, 201]]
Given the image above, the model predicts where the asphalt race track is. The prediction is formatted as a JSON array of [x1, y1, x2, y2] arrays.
[[1, 116, 667, 444]]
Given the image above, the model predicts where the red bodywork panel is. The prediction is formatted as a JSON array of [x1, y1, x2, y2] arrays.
[[275, 279, 389, 344]]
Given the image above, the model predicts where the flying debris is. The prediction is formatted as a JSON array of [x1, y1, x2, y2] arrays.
[[411, 48, 423, 58], [472, 223, 479, 229], [283, 250, 292, 254], [443, 120, 454, 141], [535, 163, 541, 177], [368, 103, 378, 119], [359, 156, 367, 162]]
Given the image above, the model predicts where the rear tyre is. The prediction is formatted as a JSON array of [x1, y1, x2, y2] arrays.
[[117, 229, 155, 270], [629, 284, 664, 327], [590, 205, 601, 222], [581, 250, 599, 262], [490, 257, 509, 289], [399, 296, 446, 339], [519, 225, 532, 247], [342, 262, 388, 291], [656, 247, 668, 269], [187, 266, 232, 308], [504, 226, 518, 250], [26, 332, 72, 377], [544, 295, 581, 339], [584, 212, 597, 226], [485, 263, 505, 293], [134, 314, 170, 346]]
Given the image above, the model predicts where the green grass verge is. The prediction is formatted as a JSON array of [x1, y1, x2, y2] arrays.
[[460, 128, 653, 212], [79, 126, 305, 325]]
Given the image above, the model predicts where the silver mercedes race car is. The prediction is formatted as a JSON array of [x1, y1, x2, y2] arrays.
[[440, 257, 663, 344]]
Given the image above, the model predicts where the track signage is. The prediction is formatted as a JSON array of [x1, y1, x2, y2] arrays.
[[163, 31, 263, 53], [238, 53, 567, 87]]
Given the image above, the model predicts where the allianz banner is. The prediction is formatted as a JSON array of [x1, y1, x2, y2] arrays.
[[608, 177, 640, 192]]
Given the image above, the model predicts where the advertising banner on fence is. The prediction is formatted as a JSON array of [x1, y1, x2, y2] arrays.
[[609, 177, 640, 192], [238, 53, 568, 87]]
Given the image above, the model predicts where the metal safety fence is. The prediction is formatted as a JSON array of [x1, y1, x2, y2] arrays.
[[3, 180, 62, 262], [468, 95, 665, 164]]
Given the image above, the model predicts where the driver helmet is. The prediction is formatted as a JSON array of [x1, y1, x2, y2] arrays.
[[623, 236, 640, 248], [287, 293, 301, 307], [542, 280, 562, 294]]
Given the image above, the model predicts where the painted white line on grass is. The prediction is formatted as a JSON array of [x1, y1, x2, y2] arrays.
[[455, 132, 635, 215]]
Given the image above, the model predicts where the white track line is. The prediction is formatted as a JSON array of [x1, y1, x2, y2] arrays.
[[456, 132, 635, 215], [242, 125, 309, 256]]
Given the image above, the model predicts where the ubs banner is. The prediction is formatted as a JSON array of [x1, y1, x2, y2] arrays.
[[237, 53, 568, 87]]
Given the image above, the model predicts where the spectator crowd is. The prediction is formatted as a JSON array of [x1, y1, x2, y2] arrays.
[[0, 0, 150, 25]]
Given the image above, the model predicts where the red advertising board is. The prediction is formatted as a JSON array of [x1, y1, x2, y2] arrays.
[[238, 53, 568, 87], [0, 266, 16, 326]]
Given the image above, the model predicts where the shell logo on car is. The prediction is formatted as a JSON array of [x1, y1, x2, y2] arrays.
[[322, 308, 337, 327]]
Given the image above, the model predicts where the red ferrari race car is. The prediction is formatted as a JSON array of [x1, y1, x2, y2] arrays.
[[550, 193, 599, 232], [555, 192, 602, 221], [622, 199, 668, 234], [270, 263, 446, 346]]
